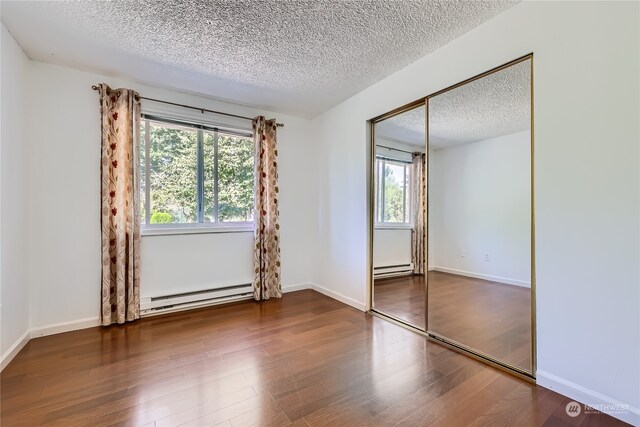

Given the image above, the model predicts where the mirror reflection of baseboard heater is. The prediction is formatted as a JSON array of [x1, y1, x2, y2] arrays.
[[140, 283, 254, 316], [374, 263, 414, 278]]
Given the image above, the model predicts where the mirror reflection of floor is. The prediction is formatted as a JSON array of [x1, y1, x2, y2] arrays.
[[374, 271, 531, 371], [374, 274, 426, 329]]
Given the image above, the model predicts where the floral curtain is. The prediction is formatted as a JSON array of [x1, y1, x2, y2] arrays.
[[252, 116, 282, 300], [411, 152, 426, 274], [98, 84, 141, 325]]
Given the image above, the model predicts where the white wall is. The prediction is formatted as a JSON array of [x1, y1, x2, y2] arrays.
[[431, 131, 531, 287], [141, 232, 254, 298], [0, 23, 30, 361], [24, 60, 316, 331], [373, 229, 411, 269], [312, 2, 639, 423]]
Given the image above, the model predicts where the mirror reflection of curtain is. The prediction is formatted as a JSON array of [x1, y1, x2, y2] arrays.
[[411, 152, 426, 274]]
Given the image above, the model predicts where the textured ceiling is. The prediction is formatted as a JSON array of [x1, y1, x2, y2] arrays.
[[376, 106, 425, 146], [429, 59, 531, 147], [0, 0, 516, 117], [376, 59, 530, 148]]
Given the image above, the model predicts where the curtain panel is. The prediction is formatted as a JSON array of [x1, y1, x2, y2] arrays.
[[411, 152, 426, 274], [98, 84, 142, 325], [252, 116, 282, 300]]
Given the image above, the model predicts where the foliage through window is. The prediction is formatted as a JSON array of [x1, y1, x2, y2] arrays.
[[140, 117, 254, 227], [375, 157, 411, 224]]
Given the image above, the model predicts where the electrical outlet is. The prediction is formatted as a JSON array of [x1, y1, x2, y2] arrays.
[[484, 253, 490, 262]]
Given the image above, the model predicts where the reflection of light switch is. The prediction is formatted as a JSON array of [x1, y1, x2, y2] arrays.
[[484, 253, 490, 262]]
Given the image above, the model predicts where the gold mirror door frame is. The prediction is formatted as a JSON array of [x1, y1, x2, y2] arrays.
[[368, 98, 426, 335], [425, 53, 535, 379], [368, 53, 535, 380]]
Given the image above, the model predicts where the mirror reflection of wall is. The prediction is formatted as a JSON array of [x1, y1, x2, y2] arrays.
[[372, 105, 426, 330], [427, 57, 532, 373]]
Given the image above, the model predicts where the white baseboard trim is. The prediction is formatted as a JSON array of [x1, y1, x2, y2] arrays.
[[1, 330, 30, 371], [537, 370, 639, 426], [29, 317, 101, 339], [2, 283, 358, 372], [310, 283, 366, 312], [2, 317, 101, 372], [282, 282, 366, 312], [433, 266, 531, 288], [282, 283, 311, 293]]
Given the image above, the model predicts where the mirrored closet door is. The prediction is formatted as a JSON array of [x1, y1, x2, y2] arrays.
[[370, 54, 534, 377], [371, 103, 427, 330], [426, 55, 534, 375]]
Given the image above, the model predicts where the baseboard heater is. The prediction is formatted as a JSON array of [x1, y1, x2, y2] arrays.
[[374, 263, 414, 278], [140, 283, 254, 316]]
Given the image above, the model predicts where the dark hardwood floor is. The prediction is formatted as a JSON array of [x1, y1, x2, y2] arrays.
[[374, 274, 427, 329], [374, 271, 531, 371], [1, 290, 628, 426]]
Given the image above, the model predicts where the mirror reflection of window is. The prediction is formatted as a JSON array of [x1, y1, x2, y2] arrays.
[[375, 158, 411, 224], [371, 104, 426, 330]]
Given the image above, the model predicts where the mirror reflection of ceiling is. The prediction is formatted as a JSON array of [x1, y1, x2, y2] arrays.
[[376, 59, 530, 149], [429, 59, 531, 148], [376, 106, 426, 147]]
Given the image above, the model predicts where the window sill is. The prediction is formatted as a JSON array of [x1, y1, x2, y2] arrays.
[[141, 224, 254, 237], [374, 224, 414, 231]]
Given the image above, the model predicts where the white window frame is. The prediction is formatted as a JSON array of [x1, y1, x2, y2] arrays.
[[140, 114, 255, 236], [374, 156, 413, 230]]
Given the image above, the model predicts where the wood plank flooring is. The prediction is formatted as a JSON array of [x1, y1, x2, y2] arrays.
[[374, 271, 531, 371], [1, 290, 628, 426], [374, 274, 427, 329]]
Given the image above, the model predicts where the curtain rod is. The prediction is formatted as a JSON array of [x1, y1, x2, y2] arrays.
[[377, 144, 419, 155], [91, 85, 284, 127]]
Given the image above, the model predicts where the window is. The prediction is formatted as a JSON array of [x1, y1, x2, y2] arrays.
[[140, 116, 254, 230], [375, 157, 411, 225]]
